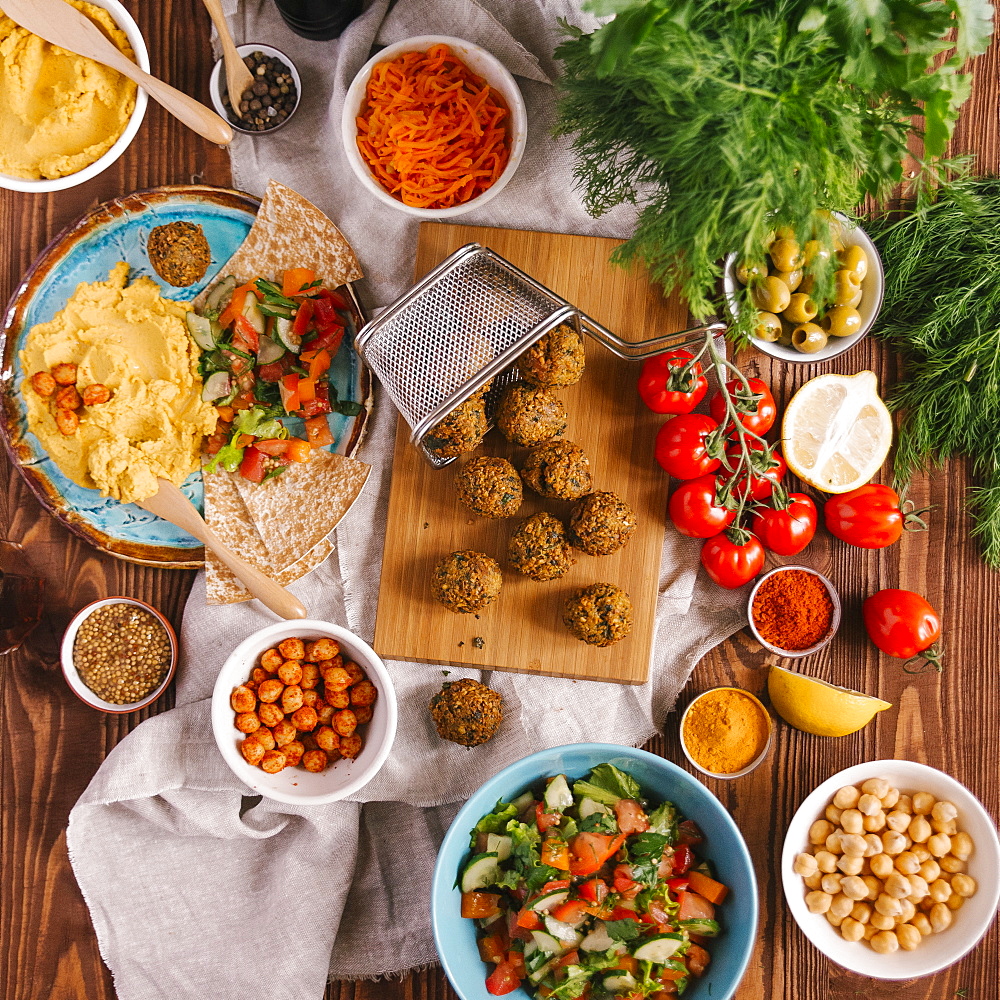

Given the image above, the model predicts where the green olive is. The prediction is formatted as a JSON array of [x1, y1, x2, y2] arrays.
[[821, 306, 863, 338], [776, 325, 795, 347], [833, 269, 863, 307], [769, 238, 803, 273], [799, 273, 816, 295], [754, 311, 783, 342], [750, 275, 791, 313], [792, 322, 829, 354], [837, 245, 869, 281], [774, 269, 803, 293], [736, 260, 767, 285], [803, 240, 832, 267], [783, 292, 818, 324]]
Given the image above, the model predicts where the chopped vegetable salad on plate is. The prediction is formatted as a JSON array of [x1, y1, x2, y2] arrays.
[[459, 764, 729, 997]]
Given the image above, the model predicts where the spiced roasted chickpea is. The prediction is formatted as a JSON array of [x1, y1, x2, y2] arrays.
[[277, 660, 303, 685], [305, 638, 339, 662], [257, 678, 284, 703], [272, 720, 297, 747], [300, 663, 320, 690], [350, 679, 378, 707], [249, 727, 276, 751], [231, 685, 256, 713], [278, 637, 305, 661], [51, 362, 78, 386], [260, 648, 283, 671], [325, 688, 350, 709], [301, 750, 328, 773], [258, 702, 284, 727], [235, 712, 261, 734], [343, 661, 364, 685], [292, 706, 318, 732], [334, 709, 358, 737], [260, 749, 287, 774], [240, 738, 266, 766], [316, 726, 340, 752], [281, 684, 304, 714], [340, 734, 363, 758], [282, 742, 305, 767], [354, 705, 373, 725], [323, 665, 351, 691]]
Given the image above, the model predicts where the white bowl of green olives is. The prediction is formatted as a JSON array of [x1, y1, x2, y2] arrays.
[[723, 216, 884, 363]]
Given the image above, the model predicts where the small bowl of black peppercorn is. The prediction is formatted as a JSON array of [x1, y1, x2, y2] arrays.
[[210, 43, 301, 135]]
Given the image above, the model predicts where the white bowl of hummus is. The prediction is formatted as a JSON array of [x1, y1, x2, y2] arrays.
[[0, 0, 149, 193]]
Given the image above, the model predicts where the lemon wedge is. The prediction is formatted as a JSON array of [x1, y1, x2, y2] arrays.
[[767, 665, 891, 737], [781, 371, 892, 493]]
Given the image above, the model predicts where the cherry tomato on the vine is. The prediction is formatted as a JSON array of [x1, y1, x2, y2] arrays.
[[751, 493, 817, 555], [708, 378, 777, 436], [700, 531, 765, 589], [824, 484, 925, 549], [668, 475, 736, 538], [721, 440, 787, 500], [862, 588, 943, 672], [637, 349, 708, 414], [654, 413, 722, 480]]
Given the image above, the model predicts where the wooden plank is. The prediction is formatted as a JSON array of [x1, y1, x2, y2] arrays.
[[373, 223, 690, 684]]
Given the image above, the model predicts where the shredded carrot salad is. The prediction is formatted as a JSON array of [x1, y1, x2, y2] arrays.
[[356, 44, 511, 210]]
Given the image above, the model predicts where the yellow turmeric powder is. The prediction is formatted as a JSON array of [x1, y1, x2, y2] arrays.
[[682, 688, 771, 775]]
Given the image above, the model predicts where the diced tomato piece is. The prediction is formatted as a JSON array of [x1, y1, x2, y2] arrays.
[[541, 836, 571, 871], [238, 446, 267, 483], [609, 906, 640, 922], [541, 879, 571, 891], [204, 432, 227, 456], [568, 832, 627, 877], [312, 295, 340, 328], [613, 864, 639, 894], [291, 297, 314, 338], [233, 314, 260, 353], [578, 878, 608, 904], [462, 891, 501, 920], [555, 949, 579, 968], [297, 377, 316, 403], [306, 323, 345, 356], [646, 898, 671, 925], [304, 415, 334, 448], [672, 844, 694, 875], [614, 799, 650, 835], [299, 382, 332, 418], [286, 438, 312, 463], [687, 870, 728, 904], [507, 951, 525, 978], [666, 877, 690, 895], [550, 899, 590, 925], [279, 374, 300, 413], [479, 934, 506, 965], [686, 943, 711, 978], [282, 267, 316, 297], [215, 404, 234, 422], [230, 391, 255, 411], [316, 286, 349, 310], [677, 820, 704, 845], [658, 966, 688, 983], [535, 802, 561, 833], [516, 906, 542, 930], [257, 357, 291, 383], [485, 959, 521, 996], [677, 891, 715, 922], [614, 954, 639, 975]]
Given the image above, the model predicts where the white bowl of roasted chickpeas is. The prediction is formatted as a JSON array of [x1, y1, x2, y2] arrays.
[[723, 214, 884, 363], [211, 620, 398, 805], [782, 760, 1000, 979]]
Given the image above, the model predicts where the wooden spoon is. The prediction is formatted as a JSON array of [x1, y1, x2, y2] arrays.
[[137, 479, 307, 620], [2, 0, 233, 146], [201, 0, 254, 112]]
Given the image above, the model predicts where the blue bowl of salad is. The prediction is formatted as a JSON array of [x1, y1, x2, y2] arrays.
[[431, 743, 757, 1000]]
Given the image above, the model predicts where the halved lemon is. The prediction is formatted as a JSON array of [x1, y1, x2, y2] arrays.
[[767, 665, 891, 737], [781, 371, 892, 493]]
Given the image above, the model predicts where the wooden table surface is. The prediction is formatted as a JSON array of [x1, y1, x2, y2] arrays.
[[1, 3, 998, 998]]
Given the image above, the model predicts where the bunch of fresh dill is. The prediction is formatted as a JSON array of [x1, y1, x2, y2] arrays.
[[869, 174, 1000, 568], [554, 0, 993, 341]]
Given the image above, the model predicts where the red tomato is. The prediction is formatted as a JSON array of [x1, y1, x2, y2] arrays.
[[613, 798, 650, 835], [254, 438, 290, 456], [677, 820, 704, 845], [824, 484, 917, 549], [721, 441, 787, 500], [655, 414, 722, 480], [568, 833, 626, 877], [862, 589, 943, 671], [686, 943, 712, 978], [238, 445, 267, 483], [613, 864, 639, 894], [551, 899, 591, 925], [671, 844, 694, 875], [637, 349, 708, 414], [677, 892, 715, 922], [708, 378, 777, 435], [700, 532, 765, 589], [535, 802, 561, 833], [751, 493, 817, 555], [669, 475, 735, 538], [485, 958, 521, 995], [578, 878, 608, 904], [461, 891, 501, 919]]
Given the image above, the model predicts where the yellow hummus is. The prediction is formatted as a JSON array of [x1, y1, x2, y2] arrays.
[[20, 262, 218, 503], [0, 1, 137, 180]]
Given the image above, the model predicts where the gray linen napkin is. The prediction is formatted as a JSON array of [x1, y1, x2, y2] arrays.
[[67, 2, 748, 995]]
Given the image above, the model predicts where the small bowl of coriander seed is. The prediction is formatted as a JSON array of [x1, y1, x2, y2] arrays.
[[61, 598, 177, 713], [210, 44, 301, 135]]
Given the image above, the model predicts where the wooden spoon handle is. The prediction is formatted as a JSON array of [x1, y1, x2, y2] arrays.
[[201, 0, 252, 104], [128, 64, 234, 145]]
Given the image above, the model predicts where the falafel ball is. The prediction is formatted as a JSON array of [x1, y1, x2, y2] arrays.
[[429, 678, 503, 746], [455, 456, 523, 518], [508, 512, 576, 582], [520, 324, 586, 388], [562, 583, 634, 646], [495, 384, 567, 447], [431, 550, 503, 613], [423, 394, 488, 458], [569, 492, 638, 556], [521, 440, 592, 500]]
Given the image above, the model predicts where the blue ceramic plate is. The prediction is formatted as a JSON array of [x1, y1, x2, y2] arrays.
[[0, 186, 371, 566], [431, 743, 758, 1000]]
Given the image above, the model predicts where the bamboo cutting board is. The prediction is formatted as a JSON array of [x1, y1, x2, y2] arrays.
[[373, 223, 691, 684]]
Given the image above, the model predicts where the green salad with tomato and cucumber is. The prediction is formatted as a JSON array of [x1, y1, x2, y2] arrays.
[[459, 764, 729, 997]]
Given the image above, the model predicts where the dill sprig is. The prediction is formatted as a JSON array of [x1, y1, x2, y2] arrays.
[[869, 173, 1000, 567], [554, 0, 993, 342]]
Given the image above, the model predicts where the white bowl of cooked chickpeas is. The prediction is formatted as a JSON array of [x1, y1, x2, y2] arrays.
[[210, 620, 398, 804], [723, 214, 884, 363], [781, 760, 1000, 979]]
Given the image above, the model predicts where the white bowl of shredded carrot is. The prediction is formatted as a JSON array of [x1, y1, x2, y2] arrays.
[[342, 35, 527, 217]]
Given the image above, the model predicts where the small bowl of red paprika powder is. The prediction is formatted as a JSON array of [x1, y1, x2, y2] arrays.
[[747, 565, 840, 657]]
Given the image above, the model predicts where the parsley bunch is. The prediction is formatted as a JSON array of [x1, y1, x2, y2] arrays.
[[554, 0, 993, 340]]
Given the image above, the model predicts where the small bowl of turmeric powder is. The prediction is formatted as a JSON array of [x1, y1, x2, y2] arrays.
[[680, 687, 773, 779], [747, 565, 841, 658]]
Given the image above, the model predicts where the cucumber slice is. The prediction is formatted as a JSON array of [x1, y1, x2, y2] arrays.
[[242, 294, 266, 336], [529, 930, 563, 955], [274, 316, 301, 354], [185, 312, 217, 351], [543, 915, 583, 945], [530, 888, 569, 912], [580, 921, 619, 953], [201, 371, 231, 402], [527, 958, 554, 985], [578, 797, 610, 820], [485, 833, 512, 862], [511, 791, 534, 813], [602, 971, 637, 991], [679, 917, 720, 937], [203, 275, 236, 319], [257, 300, 295, 319], [256, 335, 285, 365], [544, 774, 574, 812], [459, 852, 501, 893], [632, 932, 684, 963]]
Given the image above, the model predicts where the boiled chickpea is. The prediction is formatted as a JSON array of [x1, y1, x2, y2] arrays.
[[837, 854, 864, 876], [837, 245, 869, 281], [783, 292, 818, 324], [770, 238, 803, 272], [826, 832, 845, 854], [946, 893, 965, 912], [928, 878, 952, 903], [896, 794, 913, 814], [825, 910, 844, 928], [881, 787, 900, 810], [806, 890, 832, 914], [910, 844, 930, 863], [870, 853, 893, 880], [825, 804, 844, 824], [907, 874, 930, 901], [898, 898, 917, 924], [951, 832, 973, 860], [886, 810, 911, 833], [863, 810, 887, 833], [815, 850, 839, 873], [875, 894, 902, 918], [794, 852, 819, 877], [951, 874, 977, 898], [858, 793, 881, 817], [882, 831, 907, 856], [833, 269, 863, 307], [754, 311, 783, 342], [840, 833, 867, 858], [774, 269, 803, 293], [871, 930, 899, 954], [860, 777, 889, 799], [931, 800, 958, 824], [912, 791, 935, 815], [863, 923, 878, 941], [840, 917, 865, 942], [841, 876, 869, 901], [932, 817, 958, 836], [862, 875, 882, 900], [927, 833, 952, 858], [851, 901, 873, 924], [895, 851, 921, 875], [911, 912, 932, 936], [791, 323, 827, 354], [751, 275, 791, 313], [863, 834, 883, 857], [870, 911, 895, 931], [840, 809, 864, 835], [833, 785, 861, 810], [930, 902, 953, 932], [884, 872, 911, 899], [908, 815, 932, 843], [897, 923, 921, 951], [940, 854, 967, 874], [830, 893, 854, 919], [803, 871, 824, 890], [822, 873, 843, 895], [919, 859, 941, 883]]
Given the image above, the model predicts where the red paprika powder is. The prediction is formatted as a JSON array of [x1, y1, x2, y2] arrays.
[[751, 569, 833, 651]]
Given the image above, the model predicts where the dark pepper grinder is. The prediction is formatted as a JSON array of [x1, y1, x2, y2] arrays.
[[273, 0, 362, 40]]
